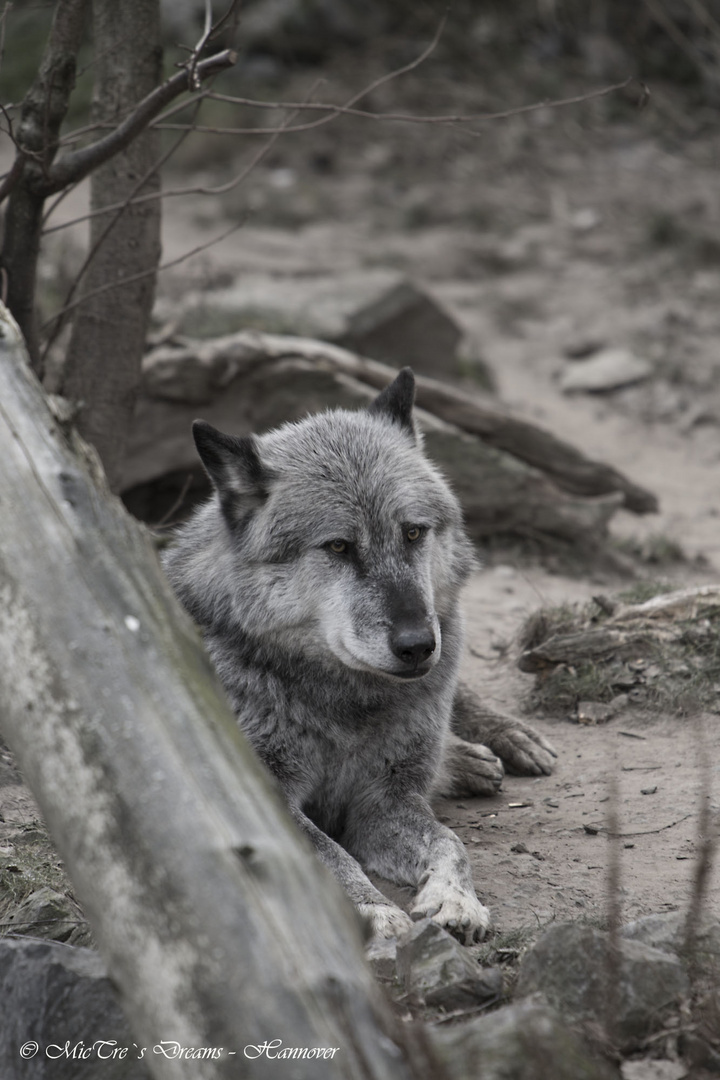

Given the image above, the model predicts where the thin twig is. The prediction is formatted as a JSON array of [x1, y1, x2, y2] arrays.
[[40, 217, 248, 333], [153, 473, 194, 529], [608, 812, 694, 838], [41, 97, 306, 331], [43, 81, 322, 236], [683, 717, 717, 979], [185, 0, 214, 91], [190, 75, 637, 136], [605, 763, 622, 1046], [39, 105, 204, 365], [149, 13, 448, 141], [0, 1, 10, 81], [43, 48, 236, 195]]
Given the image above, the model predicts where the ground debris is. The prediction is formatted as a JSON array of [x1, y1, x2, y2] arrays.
[[518, 585, 720, 716]]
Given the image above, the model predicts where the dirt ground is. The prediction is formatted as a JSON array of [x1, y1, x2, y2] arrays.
[[3, 41, 720, 945]]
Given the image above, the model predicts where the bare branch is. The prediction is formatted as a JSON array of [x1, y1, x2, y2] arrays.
[[41, 93, 307, 326], [40, 106, 204, 365], [148, 14, 447, 141], [40, 218, 247, 333], [0, 1, 10, 81], [185, 0, 214, 90], [160, 76, 637, 138], [207, 0, 242, 45], [0, 141, 24, 203], [43, 82, 322, 236], [43, 47, 236, 194]]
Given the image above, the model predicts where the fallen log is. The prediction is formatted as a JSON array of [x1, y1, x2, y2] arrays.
[[123, 334, 655, 564], [136, 330, 658, 514], [0, 304, 444, 1079]]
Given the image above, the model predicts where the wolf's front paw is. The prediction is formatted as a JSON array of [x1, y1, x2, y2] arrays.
[[433, 736, 504, 798], [357, 901, 413, 940], [446, 743, 505, 803], [490, 719, 557, 776], [410, 882, 491, 944]]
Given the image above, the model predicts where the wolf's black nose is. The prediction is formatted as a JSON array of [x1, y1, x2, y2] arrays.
[[391, 624, 436, 667]]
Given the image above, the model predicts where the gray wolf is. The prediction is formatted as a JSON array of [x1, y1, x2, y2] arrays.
[[163, 369, 556, 943]]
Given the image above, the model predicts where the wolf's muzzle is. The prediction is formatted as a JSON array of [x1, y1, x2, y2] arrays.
[[390, 620, 436, 676]]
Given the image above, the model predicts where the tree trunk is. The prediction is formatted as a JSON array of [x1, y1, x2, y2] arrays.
[[61, 0, 163, 492], [0, 0, 89, 364], [0, 303, 444, 1079]]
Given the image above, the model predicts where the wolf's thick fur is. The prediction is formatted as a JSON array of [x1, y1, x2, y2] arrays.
[[163, 370, 555, 942]]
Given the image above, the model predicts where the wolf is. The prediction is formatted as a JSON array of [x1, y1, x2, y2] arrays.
[[163, 369, 556, 943]]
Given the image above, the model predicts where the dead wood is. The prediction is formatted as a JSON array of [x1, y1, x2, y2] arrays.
[[138, 330, 657, 514], [125, 332, 656, 564]]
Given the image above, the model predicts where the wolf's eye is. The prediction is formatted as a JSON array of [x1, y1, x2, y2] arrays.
[[406, 526, 423, 543], [328, 539, 348, 554]]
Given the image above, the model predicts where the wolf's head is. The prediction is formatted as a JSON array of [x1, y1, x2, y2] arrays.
[[179, 369, 474, 682]]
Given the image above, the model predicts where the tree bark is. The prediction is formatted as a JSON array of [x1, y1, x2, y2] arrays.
[[0, 0, 89, 363], [60, 0, 163, 492], [0, 303, 444, 1079]]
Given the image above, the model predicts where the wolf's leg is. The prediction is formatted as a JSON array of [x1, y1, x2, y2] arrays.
[[431, 732, 504, 798], [343, 793, 490, 944], [452, 682, 557, 776], [289, 806, 412, 940]]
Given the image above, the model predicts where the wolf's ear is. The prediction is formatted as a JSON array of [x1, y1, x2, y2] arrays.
[[193, 420, 271, 523], [368, 367, 416, 435]]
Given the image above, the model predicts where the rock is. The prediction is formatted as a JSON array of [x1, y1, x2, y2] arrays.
[[395, 919, 503, 1011], [158, 270, 464, 379], [560, 348, 653, 393], [6, 887, 87, 945], [431, 998, 619, 1080], [365, 935, 399, 984], [576, 697, 627, 725], [515, 923, 689, 1049], [622, 911, 720, 964], [620, 1060, 688, 1080], [0, 939, 150, 1078], [679, 1031, 720, 1073]]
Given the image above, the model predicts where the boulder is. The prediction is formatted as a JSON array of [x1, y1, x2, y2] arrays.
[[621, 911, 720, 965], [5, 887, 87, 945], [560, 348, 653, 393], [0, 939, 149, 1079], [395, 919, 502, 1011], [431, 998, 619, 1080], [158, 270, 464, 379], [515, 923, 689, 1050]]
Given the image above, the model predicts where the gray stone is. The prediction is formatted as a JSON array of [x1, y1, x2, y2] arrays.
[[515, 923, 689, 1049], [365, 935, 399, 984], [395, 919, 503, 1011], [160, 270, 463, 378], [621, 911, 720, 965], [620, 1061, 688, 1080], [431, 998, 619, 1080], [561, 348, 653, 393], [7, 887, 86, 945], [0, 939, 150, 1079]]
